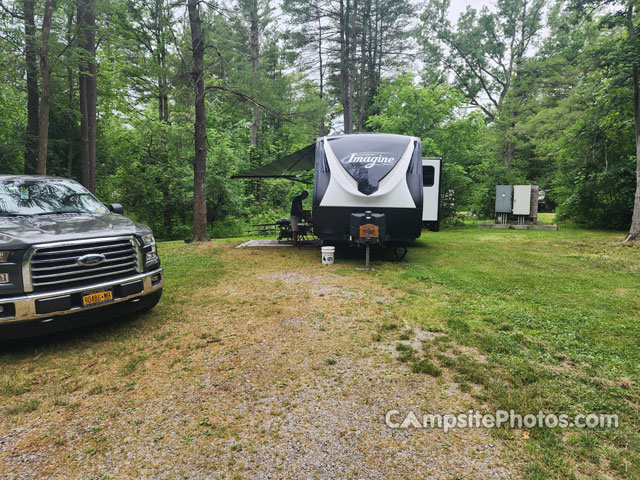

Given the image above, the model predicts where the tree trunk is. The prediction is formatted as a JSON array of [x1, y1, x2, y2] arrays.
[[154, 1, 171, 231], [158, 47, 166, 122], [78, 0, 97, 192], [155, 0, 169, 124], [23, 0, 38, 174], [347, 0, 357, 133], [357, 0, 370, 132], [316, 2, 325, 136], [504, 141, 515, 170], [366, 0, 380, 115], [376, 8, 382, 91], [36, 0, 56, 176], [67, 66, 74, 176], [249, 0, 263, 203], [250, 0, 260, 147], [188, 0, 209, 242], [502, 1, 528, 170], [339, 0, 352, 133], [625, 3, 640, 242], [65, 11, 74, 177], [78, 59, 88, 183]]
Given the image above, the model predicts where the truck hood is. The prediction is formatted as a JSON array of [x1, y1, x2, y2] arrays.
[[0, 213, 151, 250]]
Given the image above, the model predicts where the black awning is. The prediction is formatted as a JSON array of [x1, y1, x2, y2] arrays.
[[231, 143, 315, 181]]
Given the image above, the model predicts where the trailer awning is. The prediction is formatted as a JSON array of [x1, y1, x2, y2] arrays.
[[231, 143, 315, 181]]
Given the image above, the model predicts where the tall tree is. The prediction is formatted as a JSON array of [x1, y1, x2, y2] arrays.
[[249, 0, 260, 147], [420, 0, 545, 168], [116, 0, 173, 123], [567, 0, 640, 240], [282, 0, 329, 135], [188, 0, 209, 242], [22, 0, 38, 174], [338, 0, 353, 132], [356, 0, 369, 132], [284, 0, 412, 134], [154, 0, 169, 123], [78, 0, 97, 191], [64, 7, 75, 176], [35, 0, 56, 175], [624, 1, 640, 241]]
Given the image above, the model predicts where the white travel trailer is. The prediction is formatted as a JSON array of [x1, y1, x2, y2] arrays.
[[234, 133, 442, 246]]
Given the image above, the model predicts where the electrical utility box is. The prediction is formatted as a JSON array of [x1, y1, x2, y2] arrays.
[[513, 185, 532, 215], [494, 184, 540, 224], [495, 185, 513, 213], [422, 157, 442, 231]]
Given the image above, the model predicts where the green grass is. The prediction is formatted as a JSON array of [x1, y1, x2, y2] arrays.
[[384, 224, 640, 479], [7, 398, 39, 415], [411, 358, 442, 376], [537, 212, 556, 224]]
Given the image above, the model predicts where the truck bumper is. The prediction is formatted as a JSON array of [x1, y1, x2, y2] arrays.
[[0, 269, 163, 339]]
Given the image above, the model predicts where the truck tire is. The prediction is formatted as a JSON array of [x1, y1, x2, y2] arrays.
[[140, 288, 162, 312]]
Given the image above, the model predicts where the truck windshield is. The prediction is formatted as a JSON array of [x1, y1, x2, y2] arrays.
[[0, 179, 109, 216]]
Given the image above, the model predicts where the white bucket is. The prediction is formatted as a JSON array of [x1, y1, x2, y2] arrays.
[[321, 246, 335, 265]]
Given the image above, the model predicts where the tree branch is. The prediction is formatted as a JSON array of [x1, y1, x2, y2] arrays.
[[205, 85, 294, 123]]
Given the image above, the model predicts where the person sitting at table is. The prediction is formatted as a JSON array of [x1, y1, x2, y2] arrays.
[[290, 190, 309, 246]]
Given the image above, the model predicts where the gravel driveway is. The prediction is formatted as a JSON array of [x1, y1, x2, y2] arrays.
[[0, 243, 517, 479]]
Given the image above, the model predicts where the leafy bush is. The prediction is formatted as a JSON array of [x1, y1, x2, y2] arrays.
[[555, 159, 635, 229], [210, 217, 246, 238]]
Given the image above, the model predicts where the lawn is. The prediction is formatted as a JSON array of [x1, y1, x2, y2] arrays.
[[384, 225, 640, 479], [0, 224, 638, 479]]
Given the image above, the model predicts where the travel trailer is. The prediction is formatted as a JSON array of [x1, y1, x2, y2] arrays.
[[234, 133, 441, 247]]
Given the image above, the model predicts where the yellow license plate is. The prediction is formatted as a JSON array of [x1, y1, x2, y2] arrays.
[[82, 290, 114, 307]]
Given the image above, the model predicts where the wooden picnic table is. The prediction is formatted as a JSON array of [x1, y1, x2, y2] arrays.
[[246, 222, 278, 236]]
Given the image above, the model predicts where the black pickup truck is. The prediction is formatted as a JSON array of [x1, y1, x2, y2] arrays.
[[0, 175, 163, 340]]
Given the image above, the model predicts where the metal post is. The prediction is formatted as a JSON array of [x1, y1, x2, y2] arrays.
[[365, 244, 371, 271]]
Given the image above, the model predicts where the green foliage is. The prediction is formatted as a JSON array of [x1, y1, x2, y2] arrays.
[[418, 0, 639, 229], [367, 73, 485, 222], [0, 81, 25, 174], [519, 3, 638, 228], [0, 22, 26, 174], [0, 0, 638, 234]]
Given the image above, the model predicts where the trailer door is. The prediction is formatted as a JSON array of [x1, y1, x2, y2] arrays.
[[422, 158, 441, 230]]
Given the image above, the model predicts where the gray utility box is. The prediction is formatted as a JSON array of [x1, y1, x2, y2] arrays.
[[495, 185, 513, 213], [513, 185, 532, 215]]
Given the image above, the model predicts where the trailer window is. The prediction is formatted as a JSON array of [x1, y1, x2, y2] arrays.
[[423, 166, 435, 187]]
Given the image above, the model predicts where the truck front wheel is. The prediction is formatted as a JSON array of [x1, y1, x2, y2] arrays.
[[139, 289, 162, 313]]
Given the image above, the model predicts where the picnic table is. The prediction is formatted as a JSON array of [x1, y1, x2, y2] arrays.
[[246, 219, 315, 244], [276, 220, 314, 243], [245, 222, 278, 237]]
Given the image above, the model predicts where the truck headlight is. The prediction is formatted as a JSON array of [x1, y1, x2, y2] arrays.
[[141, 234, 158, 264], [141, 234, 155, 246], [0, 273, 9, 284], [146, 246, 158, 263], [0, 252, 8, 262]]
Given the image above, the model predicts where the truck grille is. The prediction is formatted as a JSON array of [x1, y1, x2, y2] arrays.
[[28, 237, 140, 292]]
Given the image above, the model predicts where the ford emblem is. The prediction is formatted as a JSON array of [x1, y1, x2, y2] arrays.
[[77, 253, 106, 267]]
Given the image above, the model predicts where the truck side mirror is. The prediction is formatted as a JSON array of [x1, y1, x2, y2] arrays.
[[109, 203, 124, 215]]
